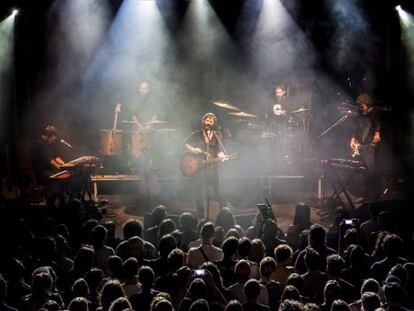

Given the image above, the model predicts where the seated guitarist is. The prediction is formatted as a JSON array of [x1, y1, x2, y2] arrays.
[[349, 94, 382, 197], [184, 112, 225, 219]]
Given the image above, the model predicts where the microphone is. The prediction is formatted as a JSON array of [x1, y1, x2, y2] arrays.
[[60, 139, 72, 148]]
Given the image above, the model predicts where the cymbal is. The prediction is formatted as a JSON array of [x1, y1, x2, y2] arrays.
[[228, 111, 258, 118], [291, 107, 309, 114], [213, 101, 240, 111], [155, 128, 176, 133], [144, 120, 167, 125]]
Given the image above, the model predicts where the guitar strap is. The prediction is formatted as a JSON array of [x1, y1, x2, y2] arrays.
[[361, 119, 372, 145], [199, 246, 210, 262]]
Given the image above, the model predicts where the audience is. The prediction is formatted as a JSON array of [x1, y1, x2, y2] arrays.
[[259, 257, 282, 311], [89, 225, 115, 275], [326, 255, 355, 303], [262, 220, 286, 257], [294, 224, 336, 275], [272, 244, 294, 287], [228, 260, 269, 306], [145, 205, 167, 246], [243, 279, 270, 311], [0, 274, 17, 311], [287, 203, 312, 250], [179, 213, 198, 252], [301, 248, 329, 304], [187, 222, 224, 268], [121, 257, 142, 297], [371, 234, 407, 284], [0, 194, 413, 311], [217, 237, 239, 288]]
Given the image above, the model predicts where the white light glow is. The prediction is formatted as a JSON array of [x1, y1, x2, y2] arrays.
[[11, 9, 19, 17], [397, 6, 414, 28]]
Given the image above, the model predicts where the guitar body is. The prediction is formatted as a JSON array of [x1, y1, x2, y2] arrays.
[[180, 153, 203, 177], [351, 142, 376, 158], [180, 152, 239, 177]]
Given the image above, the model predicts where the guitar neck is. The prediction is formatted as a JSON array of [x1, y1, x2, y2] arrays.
[[113, 104, 121, 130], [113, 112, 119, 131], [205, 155, 237, 164]]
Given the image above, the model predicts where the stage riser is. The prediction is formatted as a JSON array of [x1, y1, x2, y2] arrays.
[[93, 175, 318, 207]]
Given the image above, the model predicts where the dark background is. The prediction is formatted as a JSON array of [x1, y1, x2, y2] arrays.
[[1, 0, 413, 191]]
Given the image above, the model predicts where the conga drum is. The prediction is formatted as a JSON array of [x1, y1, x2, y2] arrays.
[[100, 129, 123, 155], [129, 131, 145, 157]]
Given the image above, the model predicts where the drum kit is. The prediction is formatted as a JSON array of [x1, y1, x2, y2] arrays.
[[212, 99, 309, 136], [213, 99, 310, 172], [100, 104, 178, 175]]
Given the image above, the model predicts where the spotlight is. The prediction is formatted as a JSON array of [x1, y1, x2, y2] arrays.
[[11, 8, 19, 17], [396, 4, 413, 27]]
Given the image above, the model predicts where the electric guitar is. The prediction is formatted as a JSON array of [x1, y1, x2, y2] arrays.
[[351, 141, 377, 158], [180, 152, 239, 177]]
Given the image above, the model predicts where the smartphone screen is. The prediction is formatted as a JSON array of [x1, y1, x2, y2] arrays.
[[193, 269, 206, 277]]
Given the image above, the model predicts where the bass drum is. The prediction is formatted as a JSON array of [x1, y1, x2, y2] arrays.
[[100, 130, 123, 155]]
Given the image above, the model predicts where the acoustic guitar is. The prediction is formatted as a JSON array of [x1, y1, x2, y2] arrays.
[[180, 152, 239, 177]]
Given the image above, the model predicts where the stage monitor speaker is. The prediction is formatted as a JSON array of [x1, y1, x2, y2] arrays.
[[234, 213, 256, 230]]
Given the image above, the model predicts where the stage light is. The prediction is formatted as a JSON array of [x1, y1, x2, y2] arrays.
[[396, 2, 414, 92], [11, 8, 19, 18], [396, 4, 414, 27]]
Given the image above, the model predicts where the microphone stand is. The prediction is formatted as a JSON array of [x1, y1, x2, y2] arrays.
[[205, 132, 211, 220], [317, 113, 351, 140], [214, 130, 228, 154]]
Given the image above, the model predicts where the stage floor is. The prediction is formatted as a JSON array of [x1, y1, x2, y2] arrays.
[[99, 193, 329, 238]]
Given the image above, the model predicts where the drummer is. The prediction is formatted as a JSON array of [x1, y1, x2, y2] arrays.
[[128, 81, 156, 122], [273, 85, 288, 116]]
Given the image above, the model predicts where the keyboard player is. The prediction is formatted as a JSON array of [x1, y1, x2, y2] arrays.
[[32, 125, 68, 206], [33, 125, 66, 182]]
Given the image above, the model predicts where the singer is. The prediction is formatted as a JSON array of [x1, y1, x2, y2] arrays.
[[184, 112, 225, 219]]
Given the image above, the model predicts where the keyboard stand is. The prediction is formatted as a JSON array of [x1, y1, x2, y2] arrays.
[[320, 159, 367, 217]]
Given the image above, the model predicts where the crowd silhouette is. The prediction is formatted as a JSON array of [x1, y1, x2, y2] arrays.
[[0, 199, 413, 311]]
